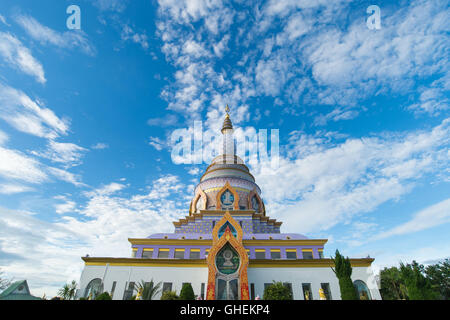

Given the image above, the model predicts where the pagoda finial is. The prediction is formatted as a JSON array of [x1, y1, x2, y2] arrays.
[[221, 104, 233, 133]]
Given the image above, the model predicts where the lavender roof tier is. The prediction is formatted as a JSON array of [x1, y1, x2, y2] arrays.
[[147, 233, 309, 240]]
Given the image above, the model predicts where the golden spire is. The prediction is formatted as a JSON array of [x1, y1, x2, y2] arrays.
[[221, 104, 233, 133]]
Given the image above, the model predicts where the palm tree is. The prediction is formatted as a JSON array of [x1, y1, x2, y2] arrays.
[[57, 281, 78, 300], [68, 280, 77, 300], [58, 284, 71, 300], [134, 279, 162, 300]]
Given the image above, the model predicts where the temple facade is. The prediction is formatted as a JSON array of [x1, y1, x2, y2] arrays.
[[77, 108, 381, 300]]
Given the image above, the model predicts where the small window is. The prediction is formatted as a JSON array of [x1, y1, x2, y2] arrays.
[[110, 281, 117, 298], [286, 250, 297, 259], [131, 250, 137, 258], [201, 283, 205, 300], [302, 283, 313, 300], [283, 283, 293, 299], [162, 282, 172, 293], [189, 249, 200, 259], [302, 251, 313, 259], [250, 283, 255, 300], [270, 250, 281, 259], [123, 281, 135, 300], [318, 250, 324, 259], [158, 249, 170, 258], [142, 250, 153, 259], [174, 250, 185, 259], [255, 250, 266, 259], [321, 283, 332, 300]]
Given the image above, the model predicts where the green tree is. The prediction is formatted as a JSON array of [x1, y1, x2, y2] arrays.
[[160, 290, 180, 300], [425, 259, 450, 300], [58, 284, 71, 300], [399, 261, 438, 300], [331, 249, 358, 300], [95, 292, 112, 300], [263, 281, 293, 300], [134, 279, 162, 300], [0, 269, 11, 292], [179, 283, 195, 300], [57, 280, 78, 300], [379, 266, 408, 300]]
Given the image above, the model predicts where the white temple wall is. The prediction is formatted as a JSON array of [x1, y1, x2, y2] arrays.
[[78, 265, 381, 300]]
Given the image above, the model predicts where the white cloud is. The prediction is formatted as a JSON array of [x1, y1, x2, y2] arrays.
[[0, 147, 48, 184], [0, 84, 69, 139], [47, 167, 85, 187], [374, 198, 450, 240], [0, 32, 46, 83], [0, 174, 187, 296], [149, 136, 165, 151], [0, 184, 34, 195], [91, 143, 109, 150], [121, 25, 149, 50], [15, 15, 95, 56], [147, 114, 178, 127], [0, 130, 8, 145], [31, 141, 87, 168], [94, 0, 128, 12], [252, 118, 450, 234]]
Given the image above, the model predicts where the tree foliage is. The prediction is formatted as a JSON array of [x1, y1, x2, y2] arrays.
[[331, 250, 358, 300], [160, 290, 180, 300], [425, 259, 450, 300], [380, 260, 447, 300], [379, 266, 408, 300], [135, 279, 162, 300], [399, 261, 438, 300], [57, 280, 77, 300], [0, 269, 11, 292], [179, 283, 195, 300], [263, 281, 293, 300], [95, 292, 112, 300]]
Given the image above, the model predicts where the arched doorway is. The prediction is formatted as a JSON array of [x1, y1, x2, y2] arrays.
[[353, 280, 372, 300], [215, 243, 240, 300], [84, 278, 103, 299]]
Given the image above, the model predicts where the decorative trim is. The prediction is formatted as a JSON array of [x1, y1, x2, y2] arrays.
[[172, 210, 282, 228], [206, 211, 249, 300], [248, 258, 374, 268], [191, 188, 207, 216], [216, 182, 240, 210], [200, 166, 255, 182], [82, 257, 207, 267], [81, 257, 374, 268], [128, 238, 327, 246], [247, 188, 263, 215]]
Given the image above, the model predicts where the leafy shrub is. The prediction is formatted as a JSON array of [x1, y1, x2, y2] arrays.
[[263, 282, 293, 300], [179, 283, 195, 300], [160, 291, 179, 300], [95, 292, 112, 300]]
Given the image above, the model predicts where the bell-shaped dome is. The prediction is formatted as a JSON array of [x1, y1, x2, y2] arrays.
[[191, 106, 264, 215]]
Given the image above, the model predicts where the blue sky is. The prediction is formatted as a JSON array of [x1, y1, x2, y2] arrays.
[[0, 0, 448, 297]]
